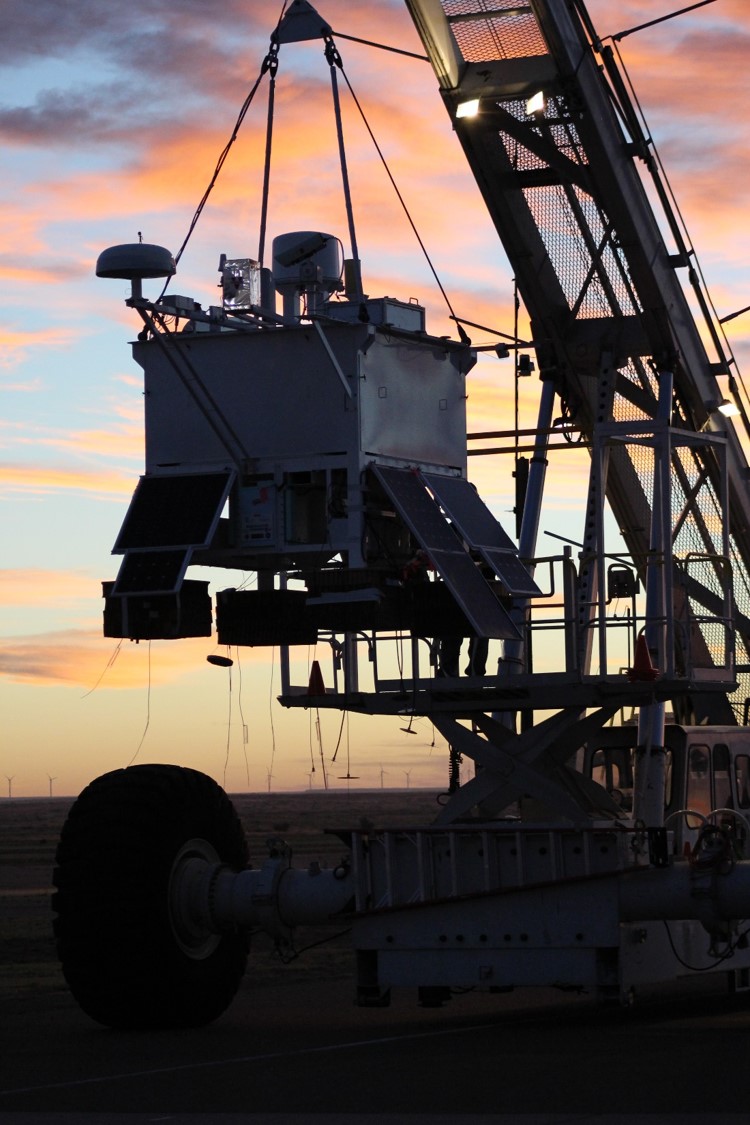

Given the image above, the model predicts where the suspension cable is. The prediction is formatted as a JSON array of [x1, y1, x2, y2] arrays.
[[258, 42, 279, 269], [159, 21, 470, 346], [329, 30, 429, 62], [158, 42, 278, 299], [337, 61, 470, 342], [325, 36, 365, 307]]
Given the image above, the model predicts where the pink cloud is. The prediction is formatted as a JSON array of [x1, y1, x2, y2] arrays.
[[1, 409, 143, 461], [0, 324, 80, 368]]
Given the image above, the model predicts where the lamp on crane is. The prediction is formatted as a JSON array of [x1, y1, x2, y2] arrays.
[[526, 90, 546, 116], [716, 397, 740, 418], [456, 98, 480, 119], [700, 396, 740, 430], [705, 396, 740, 419]]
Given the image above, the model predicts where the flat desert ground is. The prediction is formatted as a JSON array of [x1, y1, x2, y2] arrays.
[[3, 788, 750, 1122]]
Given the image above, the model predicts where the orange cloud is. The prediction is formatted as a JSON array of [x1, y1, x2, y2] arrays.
[[1, 406, 143, 463], [0, 569, 96, 607], [0, 629, 205, 688], [0, 463, 134, 499], [0, 627, 285, 688]]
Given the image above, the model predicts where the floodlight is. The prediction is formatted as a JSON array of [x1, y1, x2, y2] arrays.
[[456, 98, 480, 119], [526, 90, 546, 116], [717, 397, 740, 417]]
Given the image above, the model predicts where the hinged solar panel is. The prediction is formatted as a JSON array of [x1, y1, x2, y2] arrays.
[[421, 471, 541, 597], [371, 464, 520, 639], [113, 470, 235, 552], [111, 548, 191, 596]]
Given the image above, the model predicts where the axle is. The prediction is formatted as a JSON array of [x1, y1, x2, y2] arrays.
[[170, 840, 750, 953]]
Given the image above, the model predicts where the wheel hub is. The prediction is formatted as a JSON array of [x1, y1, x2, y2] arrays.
[[169, 838, 223, 959]]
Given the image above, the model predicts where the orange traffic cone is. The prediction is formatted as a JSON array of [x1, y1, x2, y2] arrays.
[[307, 660, 326, 696], [627, 632, 659, 682]]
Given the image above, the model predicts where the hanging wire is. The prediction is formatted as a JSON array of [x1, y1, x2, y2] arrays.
[[223, 654, 233, 788], [235, 647, 251, 787], [330, 710, 348, 762], [127, 640, 152, 767], [268, 645, 277, 784], [81, 639, 123, 698], [314, 711, 329, 788]]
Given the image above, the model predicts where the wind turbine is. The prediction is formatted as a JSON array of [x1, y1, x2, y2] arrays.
[[48, 775, 57, 798], [5, 776, 14, 799]]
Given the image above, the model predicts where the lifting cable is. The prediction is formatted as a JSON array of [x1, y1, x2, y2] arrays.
[[159, 16, 468, 344], [258, 42, 279, 269], [158, 38, 280, 299], [325, 35, 365, 307], [334, 51, 470, 343]]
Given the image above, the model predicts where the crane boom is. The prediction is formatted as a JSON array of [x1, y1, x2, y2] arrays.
[[406, 0, 750, 722]]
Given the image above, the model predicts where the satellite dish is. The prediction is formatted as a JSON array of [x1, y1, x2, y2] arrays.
[[96, 243, 176, 281]]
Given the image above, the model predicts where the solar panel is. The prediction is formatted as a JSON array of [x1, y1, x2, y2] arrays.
[[112, 549, 191, 595], [371, 465, 520, 639], [114, 471, 234, 552], [421, 471, 541, 597]]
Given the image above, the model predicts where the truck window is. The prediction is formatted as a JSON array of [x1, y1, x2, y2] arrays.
[[593, 747, 634, 810], [686, 744, 711, 819], [713, 743, 732, 810], [589, 745, 634, 811], [589, 744, 676, 814], [736, 755, 750, 810]]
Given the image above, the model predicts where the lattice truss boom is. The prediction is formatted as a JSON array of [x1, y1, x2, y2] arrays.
[[407, 0, 750, 716]]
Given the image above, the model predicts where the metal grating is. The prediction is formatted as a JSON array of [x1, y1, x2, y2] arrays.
[[443, 0, 547, 61], [522, 184, 639, 319], [491, 95, 641, 320], [613, 359, 659, 424]]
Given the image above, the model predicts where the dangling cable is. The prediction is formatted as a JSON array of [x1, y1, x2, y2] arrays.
[[223, 655, 233, 788], [314, 710, 329, 788], [236, 647, 251, 788], [127, 640, 152, 767], [81, 639, 123, 698], [268, 645, 277, 784], [330, 710, 347, 762]]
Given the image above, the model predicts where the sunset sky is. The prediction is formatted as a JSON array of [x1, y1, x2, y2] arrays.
[[2, 0, 749, 797]]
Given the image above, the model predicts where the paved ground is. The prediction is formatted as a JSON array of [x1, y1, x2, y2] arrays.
[[2, 966, 750, 1123]]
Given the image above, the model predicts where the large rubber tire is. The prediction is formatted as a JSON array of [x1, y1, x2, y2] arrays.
[[52, 764, 249, 1029]]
